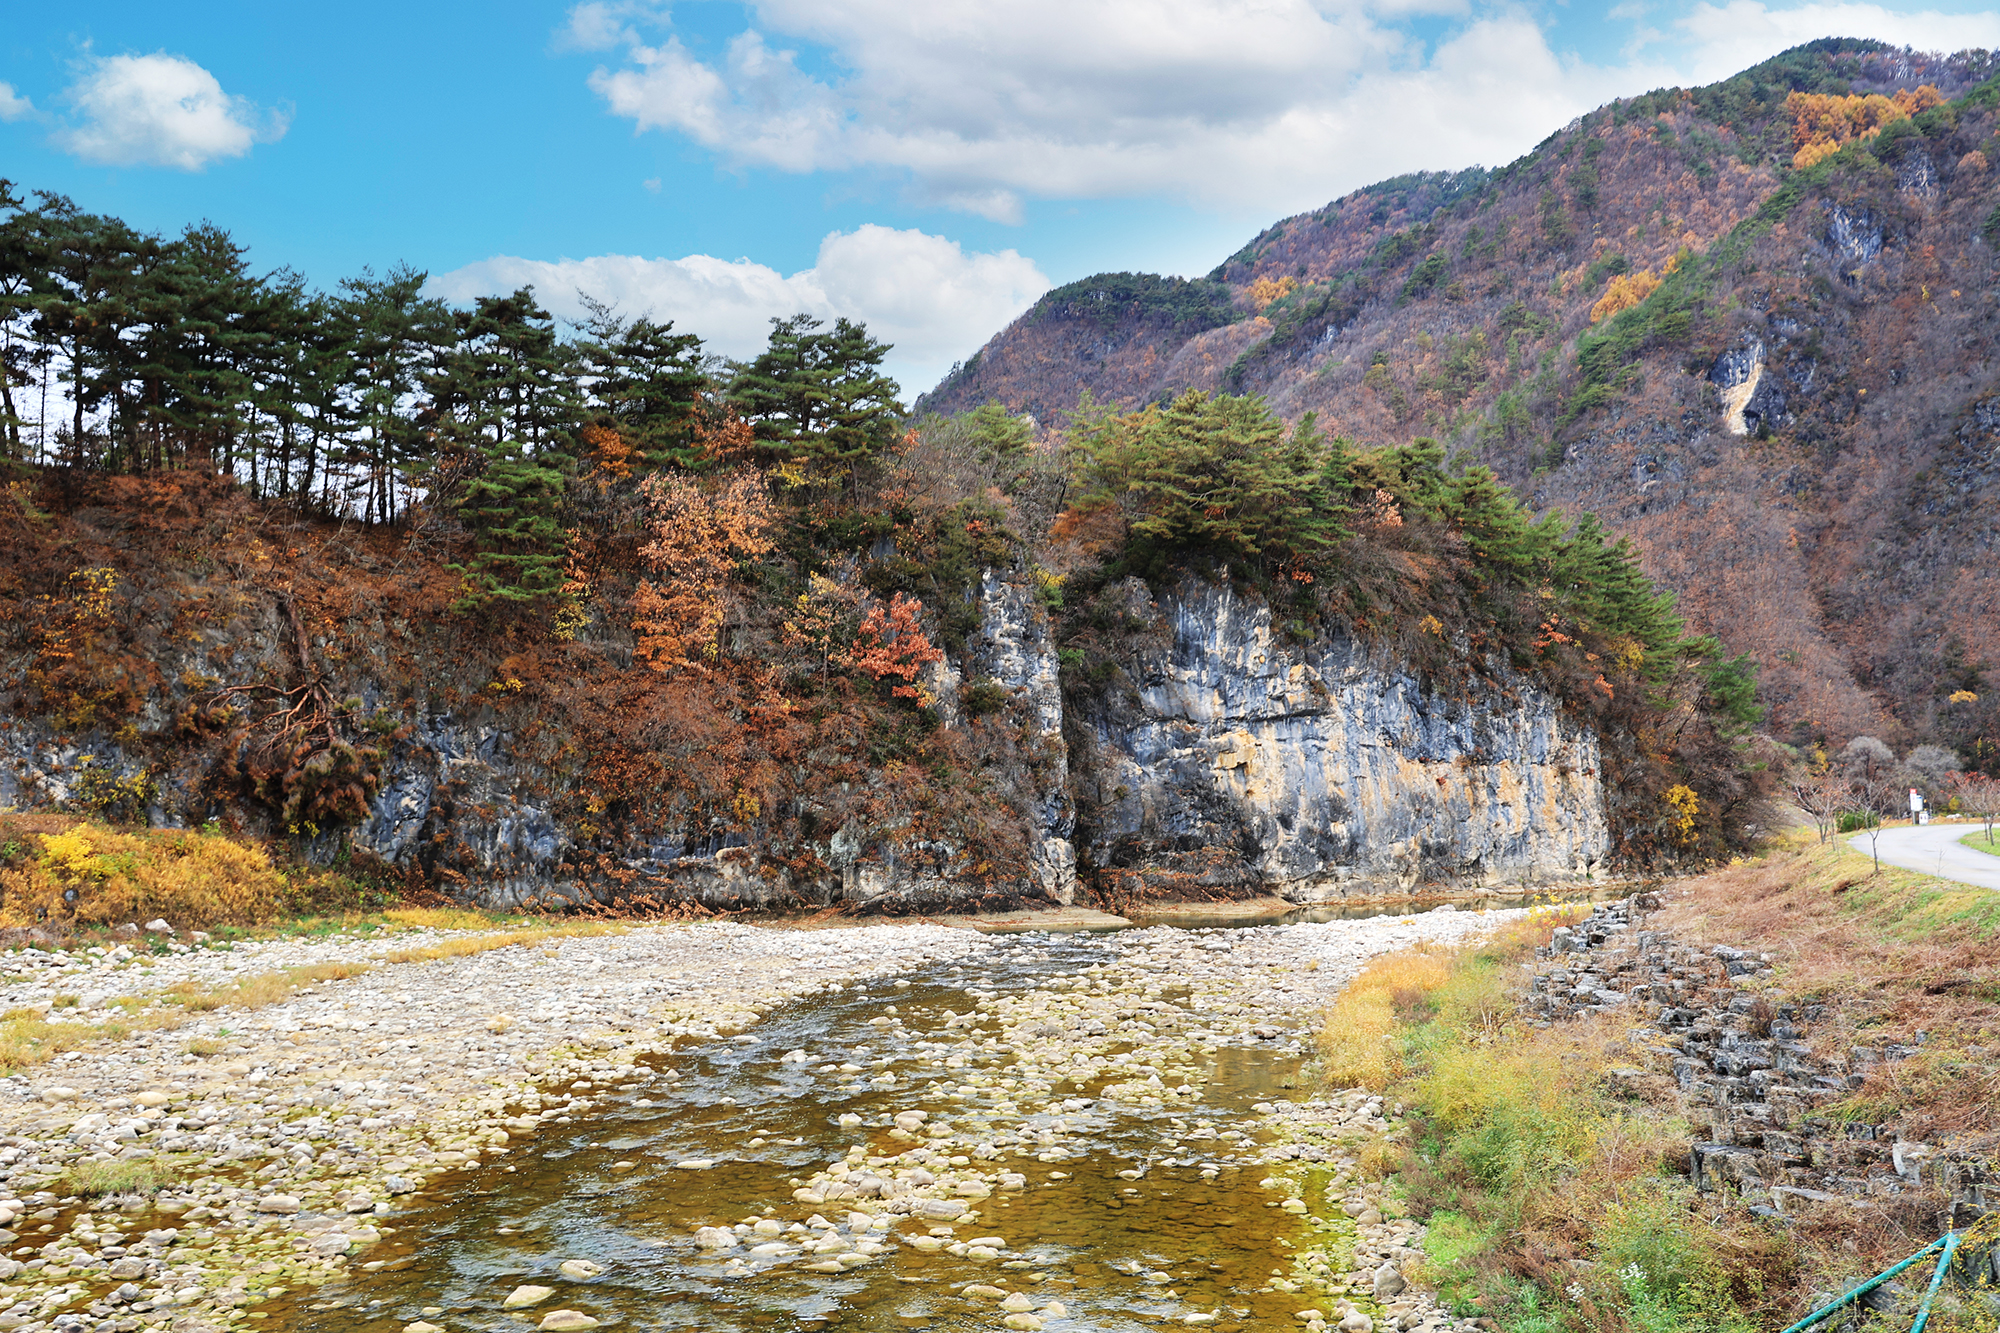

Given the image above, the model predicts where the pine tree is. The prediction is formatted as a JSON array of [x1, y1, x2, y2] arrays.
[[1069, 389, 1348, 569], [449, 440, 571, 611], [339, 266, 450, 525], [137, 222, 270, 476], [0, 182, 36, 459], [575, 305, 707, 470], [26, 200, 156, 467], [726, 314, 901, 482], [431, 286, 577, 455]]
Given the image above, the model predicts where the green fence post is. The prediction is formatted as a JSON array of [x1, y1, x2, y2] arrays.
[[1908, 1232, 1961, 1333], [1777, 1236, 1950, 1333]]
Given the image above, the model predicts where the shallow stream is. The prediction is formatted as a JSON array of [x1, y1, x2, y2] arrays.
[[271, 931, 1331, 1333]]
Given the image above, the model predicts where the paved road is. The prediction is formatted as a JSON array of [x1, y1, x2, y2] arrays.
[[1847, 822, 2000, 891]]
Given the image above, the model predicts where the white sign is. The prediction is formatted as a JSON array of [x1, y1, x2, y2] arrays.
[[1909, 788, 1923, 814]]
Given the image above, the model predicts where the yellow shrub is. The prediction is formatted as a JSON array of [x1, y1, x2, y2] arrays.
[[0, 821, 284, 927], [1317, 949, 1452, 1090], [1590, 269, 1662, 323]]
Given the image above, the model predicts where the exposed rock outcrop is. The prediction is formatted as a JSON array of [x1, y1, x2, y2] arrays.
[[1067, 580, 1609, 903], [2, 571, 1609, 913]]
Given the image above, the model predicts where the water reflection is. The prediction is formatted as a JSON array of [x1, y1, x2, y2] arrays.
[[271, 935, 1322, 1332]]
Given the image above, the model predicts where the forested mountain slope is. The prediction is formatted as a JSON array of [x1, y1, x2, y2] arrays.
[[920, 40, 2000, 765]]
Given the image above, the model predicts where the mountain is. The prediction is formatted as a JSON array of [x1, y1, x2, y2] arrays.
[[919, 39, 2000, 766]]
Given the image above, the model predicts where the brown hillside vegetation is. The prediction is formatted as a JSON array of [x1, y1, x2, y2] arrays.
[[921, 40, 2000, 766], [1313, 838, 2000, 1331]]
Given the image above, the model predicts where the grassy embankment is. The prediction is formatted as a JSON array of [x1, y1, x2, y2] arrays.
[[1962, 827, 2000, 858], [0, 812, 628, 1076], [1317, 834, 2000, 1333]]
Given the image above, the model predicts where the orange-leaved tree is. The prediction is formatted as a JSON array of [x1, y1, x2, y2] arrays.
[[1787, 85, 1943, 169], [781, 572, 861, 684], [847, 592, 943, 700], [632, 467, 776, 671]]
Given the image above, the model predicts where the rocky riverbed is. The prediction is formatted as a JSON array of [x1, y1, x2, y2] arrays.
[[0, 907, 1529, 1333]]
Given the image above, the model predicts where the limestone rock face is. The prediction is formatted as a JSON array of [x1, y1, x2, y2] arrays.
[[967, 571, 1075, 905], [0, 559, 1607, 911], [1067, 580, 1608, 901]]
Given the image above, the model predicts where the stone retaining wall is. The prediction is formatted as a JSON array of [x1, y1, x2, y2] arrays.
[[1528, 898, 1998, 1309]]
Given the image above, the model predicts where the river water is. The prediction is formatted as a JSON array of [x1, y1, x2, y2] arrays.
[[270, 930, 1334, 1333]]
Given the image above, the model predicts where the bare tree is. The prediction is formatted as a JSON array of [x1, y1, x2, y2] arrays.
[[1839, 735, 1895, 787], [1952, 772, 2000, 844], [1852, 770, 1902, 875], [1790, 760, 1855, 846]]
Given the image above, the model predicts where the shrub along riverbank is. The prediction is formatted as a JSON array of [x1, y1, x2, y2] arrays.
[[1321, 839, 2000, 1333]]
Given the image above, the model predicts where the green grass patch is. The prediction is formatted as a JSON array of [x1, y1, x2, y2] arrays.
[[50, 1158, 183, 1198], [1321, 912, 1792, 1330], [1799, 839, 2000, 941], [1960, 828, 2000, 859]]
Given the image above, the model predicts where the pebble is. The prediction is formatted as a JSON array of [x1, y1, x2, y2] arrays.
[[540, 1311, 602, 1330], [560, 1258, 605, 1278], [0, 903, 1526, 1330], [504, 1283, 556, 1308]]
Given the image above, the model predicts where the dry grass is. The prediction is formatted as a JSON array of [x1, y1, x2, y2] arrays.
[[1655, 840, 2000, 1144], [381, 905, 504, 931], [0, 1007, 180, 1073], [0, 959, 377, 1075], [159, 981, 227, 1012], [0, 819, 284, 927], [0, 908, 628, 1075], [1318, 902, 1793, 1330], [381, 921, 625, 964], [1317, 949, 1453, 1089], [1317, 905, 1588, 1090]]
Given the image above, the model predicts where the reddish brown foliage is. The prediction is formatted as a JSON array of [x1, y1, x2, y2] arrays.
[[846, 593, 944, 700], [631, 468, 777, 671]]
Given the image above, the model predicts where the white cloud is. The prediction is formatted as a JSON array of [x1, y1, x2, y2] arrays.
[[56, 53, 285, 170], [1677, 3, 2000, 81], [556, 1, 667, 53], [429, 224, 1049, 397], [0, 83, 33, 123], [578, 0, 2000, 223], [578, 0, 1650, 222]]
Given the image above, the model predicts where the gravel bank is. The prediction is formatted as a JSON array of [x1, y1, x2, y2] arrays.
[[0, 906, 1523, 1333]]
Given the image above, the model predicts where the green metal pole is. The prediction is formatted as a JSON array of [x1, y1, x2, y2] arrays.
[[1908, 1233, 1961, 1333], [1777, 1236, 1950, 1333]]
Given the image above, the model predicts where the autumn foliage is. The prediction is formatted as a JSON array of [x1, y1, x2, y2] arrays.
[[1786, 84, 1942, 167], [847, 593, 944, 700], [631, 467, 777, 671], [1589, 269, 1662, 323]]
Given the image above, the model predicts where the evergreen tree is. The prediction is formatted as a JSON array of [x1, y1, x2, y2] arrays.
[[136, 222, 270, 476], [431, 286, 577, 455], [449, 439, 570, 611], [0, 182, 36, 459], [964, 401, 1033, 470], [1070, 389, 1349, 568], [575, 304, 707, 470], [1438, 465, 1541, 579], [726, 314, 901, 480], [340, 266, 450, 525], [27, 199, 156, 467]]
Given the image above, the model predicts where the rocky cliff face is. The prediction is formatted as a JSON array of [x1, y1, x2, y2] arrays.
[[917, 44, 2000, 756], [1, 567, 1606, 912], [1063, 580, 1609, 903]]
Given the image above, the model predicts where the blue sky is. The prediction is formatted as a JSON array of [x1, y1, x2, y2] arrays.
[[4, 1, 1998, 396]]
